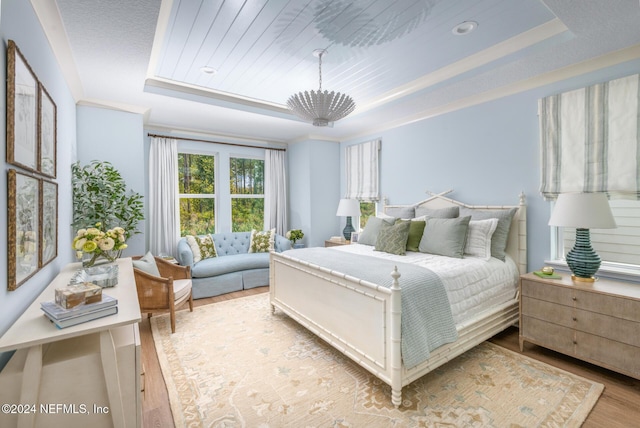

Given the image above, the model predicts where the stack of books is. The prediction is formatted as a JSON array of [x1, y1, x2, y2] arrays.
[[41, 294, 118, 329]]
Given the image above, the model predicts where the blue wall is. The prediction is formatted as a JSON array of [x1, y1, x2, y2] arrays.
[[288, 140, 340, 247], [0, 0, 77, 366], [342, 59, 640, 271], [76, 106, 146, 256]]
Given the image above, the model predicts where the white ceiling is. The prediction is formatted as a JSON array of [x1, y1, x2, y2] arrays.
[[38, 0, 640, 143]]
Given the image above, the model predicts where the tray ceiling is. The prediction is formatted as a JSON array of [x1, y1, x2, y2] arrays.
[[48, 0, 640, 142]]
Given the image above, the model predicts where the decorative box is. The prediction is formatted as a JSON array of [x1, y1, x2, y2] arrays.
[[55, 282, 102, 309], [70, 264, 119, 288]]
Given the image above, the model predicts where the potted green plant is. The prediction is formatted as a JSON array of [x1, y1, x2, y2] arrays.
[[71, 161, 144, 266], [286, 229, 304, 249]]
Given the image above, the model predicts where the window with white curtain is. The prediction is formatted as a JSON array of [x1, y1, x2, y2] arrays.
[[178, 152, 216, 235], [540, 73, 640, 275], [230, 157, 264, 232]]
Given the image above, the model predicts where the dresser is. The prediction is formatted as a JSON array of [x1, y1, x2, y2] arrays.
[[519, 272, 640, 380], [0, 258, 142, 428]]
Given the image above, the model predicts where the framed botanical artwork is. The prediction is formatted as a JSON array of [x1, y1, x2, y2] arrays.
[[6, 40, 39, 173], [40, 178, 58, 268], [38, 83, 57, 178], [8, 169, 40, 291]]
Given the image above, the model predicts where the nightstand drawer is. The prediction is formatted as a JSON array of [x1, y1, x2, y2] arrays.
[[521, 279, 573, 306], [570, 290, 640, 323], [522, 278, 640, 322], [521, 297, 571, 325], [523, 298, 640, 347], [520, 316, 575, 355], [574, 332, 640, 378]]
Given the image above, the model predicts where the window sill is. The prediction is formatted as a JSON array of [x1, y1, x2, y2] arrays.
[[544, 260, 640, 283]]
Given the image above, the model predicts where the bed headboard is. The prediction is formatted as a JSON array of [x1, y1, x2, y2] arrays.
[[383, 191, 527, 274]]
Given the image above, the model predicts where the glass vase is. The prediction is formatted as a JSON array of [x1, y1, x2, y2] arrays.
[[82, 250, 121, 268]]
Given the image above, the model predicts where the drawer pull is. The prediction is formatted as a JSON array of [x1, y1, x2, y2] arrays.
[[572, 296, 577, 301], [573, 340, 577, 344], [572, 317, 577, 321]]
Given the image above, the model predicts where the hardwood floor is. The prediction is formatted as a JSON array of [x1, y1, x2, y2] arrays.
[[141, 287, 640, 427]]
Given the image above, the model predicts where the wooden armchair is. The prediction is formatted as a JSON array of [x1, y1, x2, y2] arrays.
[[132, 256, 193, 333]]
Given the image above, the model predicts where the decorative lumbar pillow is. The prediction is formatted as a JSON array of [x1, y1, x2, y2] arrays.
[[406, 220, 426, 252], [418, 216, 471, 258], [186, 234, 217, 263], [464, 218, 499, 260], [132, 251, 161, 277], [358, 216, 395, 246], [459, 207, 517, 261], [249, 229, 275, 253], [384, 206, 415, 219], [375, 220, 411, 255], [415, 205, 459, 219]]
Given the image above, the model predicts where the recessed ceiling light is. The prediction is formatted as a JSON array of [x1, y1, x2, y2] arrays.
[[452, 21, 478, 36], [200, 66, 217, 75]]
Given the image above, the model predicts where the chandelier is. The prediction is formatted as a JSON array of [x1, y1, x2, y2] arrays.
[[287, 49, 356, 126]]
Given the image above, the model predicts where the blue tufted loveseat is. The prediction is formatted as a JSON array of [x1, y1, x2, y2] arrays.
[[177, 231, 291, 299]]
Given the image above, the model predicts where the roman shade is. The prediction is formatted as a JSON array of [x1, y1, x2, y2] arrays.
[[345, 139, 380, 201], [539, 73, 640, 200]]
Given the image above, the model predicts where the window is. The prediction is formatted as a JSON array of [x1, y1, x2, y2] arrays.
[[359, 201, 376, 229], [230, 157, 264, 232], [553, 199, 640, 273], [178, 153, 215, 236]]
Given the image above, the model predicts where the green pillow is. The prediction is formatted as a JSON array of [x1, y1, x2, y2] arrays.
[[186, 235, 217, 263], [249, 229, 275, 253], [406, 220, 426, 252], [418, 216, 471, 258], [375, 220, 411, 255], [132, 251, 161, 277]]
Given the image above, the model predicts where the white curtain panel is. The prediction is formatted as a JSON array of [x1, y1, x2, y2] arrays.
[[264, 149, 288, 235], [345, 139, 380, 200], [149, 137, 180, 256], [540, 73, 640, 200]]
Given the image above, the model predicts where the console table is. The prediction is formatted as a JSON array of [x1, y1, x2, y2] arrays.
[[0, 258, 142, 428]]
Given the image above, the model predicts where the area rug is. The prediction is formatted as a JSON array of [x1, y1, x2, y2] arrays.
[[150, 293, 603, 427]]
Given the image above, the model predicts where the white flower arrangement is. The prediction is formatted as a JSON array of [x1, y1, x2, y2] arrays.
[[73, 222, 128, 266]]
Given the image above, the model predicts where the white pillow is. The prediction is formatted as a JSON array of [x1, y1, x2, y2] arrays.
[[186, 235, 202, 263], [464, 218, 498, 260]]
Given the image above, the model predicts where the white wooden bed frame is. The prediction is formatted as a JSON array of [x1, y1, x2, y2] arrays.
[[269, 191, 527, 407]]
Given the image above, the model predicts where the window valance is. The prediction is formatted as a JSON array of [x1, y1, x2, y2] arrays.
[[539, 73, 640, 200]]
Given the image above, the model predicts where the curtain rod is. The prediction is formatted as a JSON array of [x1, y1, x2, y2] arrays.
[[147, 133, 286, 151]]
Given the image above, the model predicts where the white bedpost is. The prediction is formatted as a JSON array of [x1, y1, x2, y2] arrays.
[[390, 266, 402, 408]]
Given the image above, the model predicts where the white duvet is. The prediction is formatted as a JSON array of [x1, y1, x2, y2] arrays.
[[328, 244, 519, 326]]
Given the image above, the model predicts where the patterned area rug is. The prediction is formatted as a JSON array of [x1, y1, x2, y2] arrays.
[[150, 294, 603, 427]]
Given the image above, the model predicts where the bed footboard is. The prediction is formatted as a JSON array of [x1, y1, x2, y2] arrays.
[[269, 251, 405, 407]]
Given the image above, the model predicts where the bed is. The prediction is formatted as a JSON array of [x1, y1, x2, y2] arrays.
[[269, 192, 527, 407]]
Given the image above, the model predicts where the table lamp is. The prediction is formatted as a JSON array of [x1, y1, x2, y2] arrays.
[[336, 199, 361, 241], [548, 193, 616, 282]]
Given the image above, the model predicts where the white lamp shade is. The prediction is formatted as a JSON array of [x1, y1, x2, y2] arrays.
[[548, 193, 617, 229], [336, 199, 361, 217]]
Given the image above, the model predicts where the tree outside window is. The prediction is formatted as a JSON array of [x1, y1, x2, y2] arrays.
[[230, 157, 264, 232], [178, 153, 215, 235], [359, 201, 376, 229]]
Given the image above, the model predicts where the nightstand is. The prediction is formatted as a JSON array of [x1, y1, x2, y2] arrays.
[[519, 272, 640, 380], [324, 240, 350, 247]]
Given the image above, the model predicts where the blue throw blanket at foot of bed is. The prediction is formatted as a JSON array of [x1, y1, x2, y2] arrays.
[[281, 248, 458, 369]]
